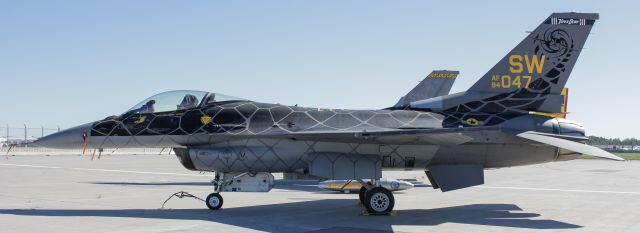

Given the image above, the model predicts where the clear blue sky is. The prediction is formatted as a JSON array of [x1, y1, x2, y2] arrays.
[[1, 1, 638, 138]]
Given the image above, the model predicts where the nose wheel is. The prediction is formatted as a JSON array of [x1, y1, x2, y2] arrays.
[[205, 193, 223, 210], [205, 171, 253, 210], [363, 187, 395, 214]]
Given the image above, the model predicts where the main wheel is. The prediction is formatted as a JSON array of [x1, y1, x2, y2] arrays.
[[205, 193, 223, 210], [358, 186, 367, 204], [364, 187, 394, 214]]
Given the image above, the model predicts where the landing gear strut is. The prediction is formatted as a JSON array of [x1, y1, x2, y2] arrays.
[[358, 186, 367, 204], [206, 172, 224, 210], [357, 180, 373, 204]]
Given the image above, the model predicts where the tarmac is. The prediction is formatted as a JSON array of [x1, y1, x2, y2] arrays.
[[0, 154, 638, 233]]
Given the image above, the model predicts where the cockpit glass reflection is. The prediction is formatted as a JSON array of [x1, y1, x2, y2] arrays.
[[124, 90, 247, 115], [126, 90, 208, 114]]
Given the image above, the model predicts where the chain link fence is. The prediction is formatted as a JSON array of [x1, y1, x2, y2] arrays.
[[0, 124, 61, 145], [1, 147, 173, 156], [0, 124, 174, 155]]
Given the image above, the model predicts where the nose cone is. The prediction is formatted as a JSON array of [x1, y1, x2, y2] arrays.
[[34, 123, 93, 149]]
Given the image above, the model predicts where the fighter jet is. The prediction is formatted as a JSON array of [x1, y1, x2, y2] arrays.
[[36, 12, 621, 214]]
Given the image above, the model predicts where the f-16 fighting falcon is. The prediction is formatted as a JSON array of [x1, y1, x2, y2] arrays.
[[36, 12, 622, 214]]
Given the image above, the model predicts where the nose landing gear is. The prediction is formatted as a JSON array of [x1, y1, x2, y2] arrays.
[[205, 193, 223, 210], [204, 173, 224, 210], [204, 171, 275, 210]]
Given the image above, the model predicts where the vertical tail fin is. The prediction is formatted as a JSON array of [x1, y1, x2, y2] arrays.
[[469, 12, 597, 101], [393, 70, 459, 108], [411, 13, 598, 128]]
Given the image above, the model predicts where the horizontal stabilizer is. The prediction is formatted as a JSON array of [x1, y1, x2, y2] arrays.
[[516, 131, 624, 161]]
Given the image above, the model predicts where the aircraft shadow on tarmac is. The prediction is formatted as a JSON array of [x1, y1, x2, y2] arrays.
[[0, 200, 581, 232]]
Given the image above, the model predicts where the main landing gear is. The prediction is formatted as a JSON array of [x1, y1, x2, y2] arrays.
[[357, 179, 395, 214]]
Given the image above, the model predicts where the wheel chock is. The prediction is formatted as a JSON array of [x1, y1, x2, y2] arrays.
[[361, 210, 398, 216]]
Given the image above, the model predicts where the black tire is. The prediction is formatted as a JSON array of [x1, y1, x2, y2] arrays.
[[358, 186, 367, 204], [364, 187, 394, 214], [205, 193, 223, 210]]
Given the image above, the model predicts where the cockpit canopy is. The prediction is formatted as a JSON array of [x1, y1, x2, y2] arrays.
[[125, 90, 246, 114]]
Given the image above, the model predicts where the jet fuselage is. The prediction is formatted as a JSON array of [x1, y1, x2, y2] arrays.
[[37, 98, 571, 173]]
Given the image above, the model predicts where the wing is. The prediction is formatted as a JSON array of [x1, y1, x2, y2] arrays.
[[246, 128, 624, 161], [249, 126, 497, 146]]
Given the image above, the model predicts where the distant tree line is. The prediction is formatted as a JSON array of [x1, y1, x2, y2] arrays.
[[588, 136, 640, 146]]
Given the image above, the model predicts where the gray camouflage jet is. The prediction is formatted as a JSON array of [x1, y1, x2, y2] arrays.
[[36, 12, 621, 214]]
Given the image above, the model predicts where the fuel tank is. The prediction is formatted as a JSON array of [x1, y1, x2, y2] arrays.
[[173, 146, 309, 173], [318, 179, 414, 192]]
